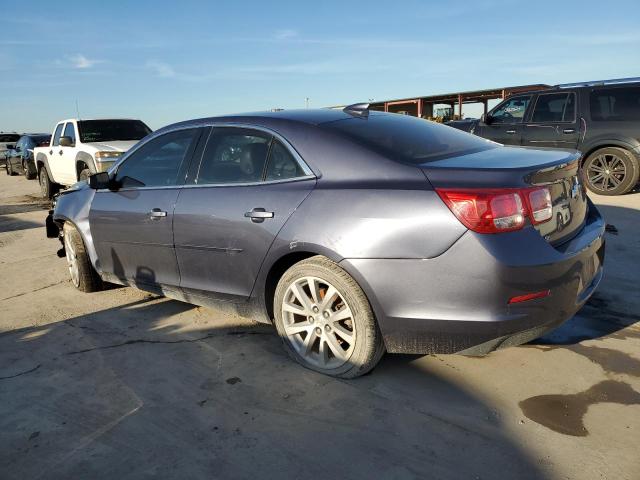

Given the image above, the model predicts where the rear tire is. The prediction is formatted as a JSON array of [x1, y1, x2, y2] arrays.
[[39, 166, 59, 199], [24, 161, 36, 180], [273, 255, 385, 378], [6, 160, 16, 176], [63, 223, 103, 293], [584, 147, 639, 196]]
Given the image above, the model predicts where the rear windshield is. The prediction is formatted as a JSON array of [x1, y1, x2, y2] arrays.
[[590, 87, 640, 122], [78, 120, 152, 143], [321, 113, 496, 164]]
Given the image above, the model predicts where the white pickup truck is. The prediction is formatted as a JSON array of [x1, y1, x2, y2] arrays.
[[34, 118, 152, 198]]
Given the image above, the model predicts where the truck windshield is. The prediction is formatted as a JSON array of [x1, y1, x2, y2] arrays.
[[77, 120, 152, 143]]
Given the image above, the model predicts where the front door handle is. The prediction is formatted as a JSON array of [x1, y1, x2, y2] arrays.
[[49, 150, 53, 155], [563, 128, 575, 134], [244, 207, 274, 223], [149, 208, 167, 219], [58, 150, 63, 155], [505, 129, 516, 134]]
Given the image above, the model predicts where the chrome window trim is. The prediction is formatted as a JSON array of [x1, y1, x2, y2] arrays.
[[105, 121, 315, 192]]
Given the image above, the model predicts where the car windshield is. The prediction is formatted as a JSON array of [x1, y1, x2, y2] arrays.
[[321, 113, 496, 164], [77, 120, 152, 143]]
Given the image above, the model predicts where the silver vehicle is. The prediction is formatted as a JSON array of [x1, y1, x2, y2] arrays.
[[47, 106, 605, 378]]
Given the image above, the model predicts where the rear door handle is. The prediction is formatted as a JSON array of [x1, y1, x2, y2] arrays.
[[244, 207, 274, 223], [149, 208, 167, 219], [506, 129, 516, 134], [563, 128, 575, 134]]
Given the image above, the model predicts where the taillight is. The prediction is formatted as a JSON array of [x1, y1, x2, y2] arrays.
[[436, 187, 552, 234]]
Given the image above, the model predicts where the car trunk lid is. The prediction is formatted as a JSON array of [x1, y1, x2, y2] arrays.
[[421, 146, 588, 245]]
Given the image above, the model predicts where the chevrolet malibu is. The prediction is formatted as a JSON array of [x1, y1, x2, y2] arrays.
[[47, 106, 605, 378]]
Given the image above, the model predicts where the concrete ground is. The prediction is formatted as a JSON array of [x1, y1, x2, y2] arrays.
[[0, 171, 638, 480]]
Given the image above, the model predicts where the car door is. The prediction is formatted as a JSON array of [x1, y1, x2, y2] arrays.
[[59, 121, 80, 184], [523, 92, 579, 149], [47, 123, 65, 181], [89, 127, 202, 290], [173, 126, 316, 300], [475, 94, 533, 145]]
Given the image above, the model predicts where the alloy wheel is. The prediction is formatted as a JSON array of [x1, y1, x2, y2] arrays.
[[587, 153, 627, 192], [281, 276, 356, 369], [64, 233, 80, 287]]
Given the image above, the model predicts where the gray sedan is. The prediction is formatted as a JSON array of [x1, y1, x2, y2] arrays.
[[47, 106, 605, 378]]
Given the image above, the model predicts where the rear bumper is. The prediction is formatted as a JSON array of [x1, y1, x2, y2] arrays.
[[341, 202, 605, 354]]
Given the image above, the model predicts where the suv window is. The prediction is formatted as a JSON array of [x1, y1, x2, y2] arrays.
[[265, 140, 306, 181], [590, 87, 640, 121], [490, 95, 532, 124], [63, 122, 76, 145], [197, 128, 271, 184], [115, 128, 199, 188], [0, 134, 20, 142], [52, 123, 64, 146], [531, 93, 575, 123]]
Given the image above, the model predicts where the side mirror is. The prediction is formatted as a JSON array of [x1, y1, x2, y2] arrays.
[[88, 171, 113, 189], [59, 136, 73, 147], [6, 144, 15, 150], [483, 114, 493, 125]]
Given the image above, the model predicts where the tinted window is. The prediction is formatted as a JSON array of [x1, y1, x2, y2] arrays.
[[32, 135, 50, 147], [490, 95, 532, 123], [78, 120, 152, 143], [197, 128, 271, 184], [115, 129, 198, 188], [590, 87, 640, 121], [52, 123, 64, 146], [63, 122, 76, 144], [0, 134, 20, 142], [265, 140, 306, 181], [322, 113, 495, 165], [532, 93, 575, 123]]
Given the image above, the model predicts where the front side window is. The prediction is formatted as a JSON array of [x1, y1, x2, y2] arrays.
[[490, 95, 532, 124], [265, 140, 306, 181], [115, 128, 198, 188], [52, 123, 64, 146], [590, 87, 640, 121], [63, 122, 76, 144], [78, 120, 152, 143], [196, 128, 271, 184]]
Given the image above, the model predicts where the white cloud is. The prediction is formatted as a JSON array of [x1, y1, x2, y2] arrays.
[[69, 54, 99, 69], [274, 29, 298, 40], [146, 60, 176, 78]]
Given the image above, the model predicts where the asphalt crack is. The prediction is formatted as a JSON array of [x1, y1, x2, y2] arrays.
[[0, 280, 67, 302], [0, 364, 41, 380], [65, 332, 224, 355]]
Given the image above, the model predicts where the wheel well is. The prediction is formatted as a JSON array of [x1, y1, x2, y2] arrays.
[[581, 144, 634, 164], [263, 251, 318, 320], [76, 160, 89, 180]]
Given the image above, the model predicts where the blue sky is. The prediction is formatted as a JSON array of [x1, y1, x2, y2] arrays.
[[2, 0, 639, 132]]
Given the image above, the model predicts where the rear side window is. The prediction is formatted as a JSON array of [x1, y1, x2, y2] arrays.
[[63, 122, 76, 145], [52, 123, 64, 146], [197, 128, 271, 184], [590, 87, 640, 121], [531, 93, 575, 123], [322, 113, 495, 165], [265, 140, 306, 181]]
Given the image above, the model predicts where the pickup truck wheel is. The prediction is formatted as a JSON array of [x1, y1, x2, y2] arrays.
[[79, 168, 91, 183], [39, 166, 59, 199], [273, 255, 385, 378], [63, 223, 103, 292], [584, 147, 639, 196]]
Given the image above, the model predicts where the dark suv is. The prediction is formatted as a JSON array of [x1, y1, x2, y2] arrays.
[[452, 78, 640, 196]]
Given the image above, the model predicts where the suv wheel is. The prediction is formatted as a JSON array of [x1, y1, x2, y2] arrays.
[[39, 166, 59, 199], [23, 161, 36, 180], [6, 160, 15, 176], [63, 223, 103, 292], [584, 147, 639, 196], [273, 256, 385, 378]]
